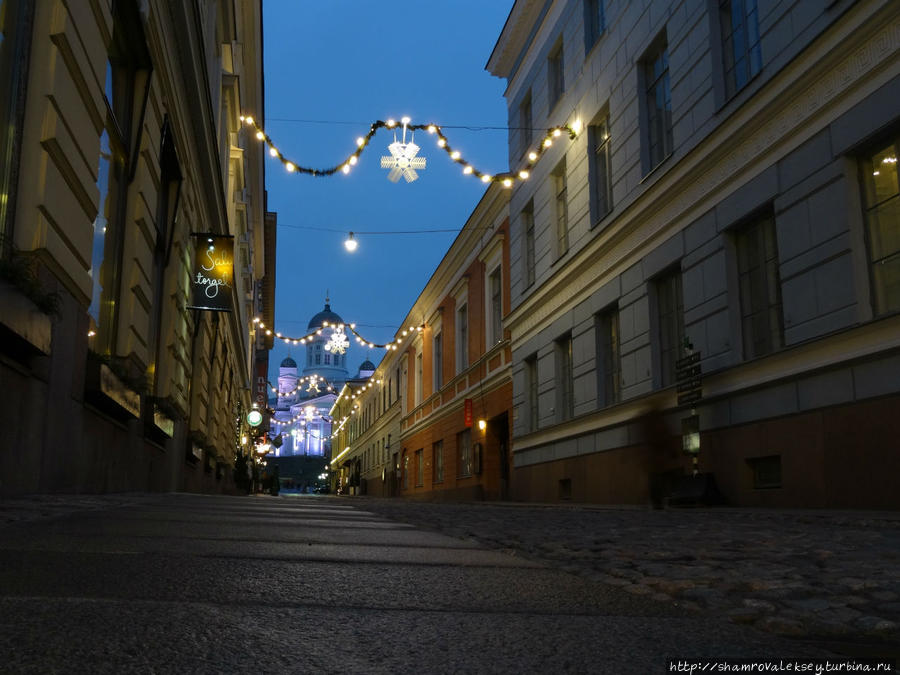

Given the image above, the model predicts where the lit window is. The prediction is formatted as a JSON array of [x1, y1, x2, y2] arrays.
[[861, 141, 900, 315]]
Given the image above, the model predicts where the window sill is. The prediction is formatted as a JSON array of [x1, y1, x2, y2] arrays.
[[640, 152, 674, 184]]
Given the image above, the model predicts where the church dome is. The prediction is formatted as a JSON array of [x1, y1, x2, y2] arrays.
[[280, 356, 297, 368], [359, 359, 376, 371], [307, 302, 344, 330]]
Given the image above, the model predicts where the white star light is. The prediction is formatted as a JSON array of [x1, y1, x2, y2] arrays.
[[380, 118, 426, 183], [324, 326, 350, 354]]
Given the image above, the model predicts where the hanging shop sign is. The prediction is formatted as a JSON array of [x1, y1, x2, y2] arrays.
[[189, 233, 234, 311], [464, 398, 473, 427]]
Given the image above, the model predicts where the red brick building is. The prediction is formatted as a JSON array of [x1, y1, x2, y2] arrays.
[[332, 184, 513, 501]]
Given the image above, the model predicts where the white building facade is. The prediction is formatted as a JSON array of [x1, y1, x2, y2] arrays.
[[489, 0, 900, 507]]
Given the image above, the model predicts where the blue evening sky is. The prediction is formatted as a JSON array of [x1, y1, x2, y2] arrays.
[[262, 1, 514, 384]]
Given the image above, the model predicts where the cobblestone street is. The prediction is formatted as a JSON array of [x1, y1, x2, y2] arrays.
[[354, 498, 900, 649]]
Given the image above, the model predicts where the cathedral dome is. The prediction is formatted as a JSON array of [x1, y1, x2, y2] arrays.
[[359, 359, 376, 371], [307, 302, 343, 330], [280, 356, 297, 368]]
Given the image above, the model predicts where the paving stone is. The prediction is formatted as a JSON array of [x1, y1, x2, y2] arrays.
[[755, 616, 810, 636], [785, 597, 831, 612]]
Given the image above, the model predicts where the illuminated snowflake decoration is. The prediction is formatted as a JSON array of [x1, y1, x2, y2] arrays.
[[324, 325, 350, 354], [380, 119, 426, 183], [304, 406, 316, 421], [307, 377, 320, 394]]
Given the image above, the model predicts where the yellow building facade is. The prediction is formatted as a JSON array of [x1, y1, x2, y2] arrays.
[[0, 0, 272, 495]]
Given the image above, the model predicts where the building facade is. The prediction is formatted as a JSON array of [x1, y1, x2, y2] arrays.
[[0, 0, 272, 496], [331, 184, 514, 501], [488, 0, 900, 507]]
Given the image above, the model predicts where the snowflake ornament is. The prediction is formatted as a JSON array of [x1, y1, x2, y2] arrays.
[[324, 325, 350, 354], [307, 377, 320, 394], [381, 118, 426, 183]]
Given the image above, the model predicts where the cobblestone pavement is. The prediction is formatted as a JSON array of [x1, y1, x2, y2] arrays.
[[350, 498, 900, 646]]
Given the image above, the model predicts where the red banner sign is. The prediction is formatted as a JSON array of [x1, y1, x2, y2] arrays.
[[464, 398, 473, 427]]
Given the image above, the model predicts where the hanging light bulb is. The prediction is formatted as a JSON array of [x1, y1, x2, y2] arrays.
[[344, 232, 358, 252]]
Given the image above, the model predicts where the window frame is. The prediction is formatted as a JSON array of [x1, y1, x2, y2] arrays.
[[734, 212, 784, 359], [553, 159, 569, 258], [860, 138, 900, 316], [525, 354, 539, 432], [719, 0, 762, 101], [548, 40, 565, 112], [596, 305, 621, 407], [655, 269, 685, 388], [518, 90, 533, 159], [642, 33, 673, 174], [522, 200, 536, 287], [432, 440, 444, 484], [556, 333, 574, 421], [489, 266, 503, 346], [457, 428, 473, 478], [588, 113, 612, 226], [583, 0, 606, 53]]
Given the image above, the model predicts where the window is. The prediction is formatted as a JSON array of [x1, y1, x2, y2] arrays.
[[402, 452, 409, 489], [548, 41, 564, 110], [324, 353, 331, 365], [458, 428, 473, 477], [557, 334, 574, 421], [526, 355, 539, 432], [415, 352, 423, 404], [86, 1, 152, 354], [584, 0, 606, 51], [644, 34, 672, 172], [522, 201, 536, 287], [0, 0, 29, 245], [748, 455, 781, 489], [597, 306, 620, 407], [720, 0, 762, 100], [554, 159, 569, 257], [862, 140, 900, 315], [656, 270, 685, 387], [433, 440, 443, 483], [518, 90, 533, 158], [415, 449, 424, 486], [456, 303, 468, 373], [736, 214, 783, 358], [315, 353, 321, 365], [588, 114, 612, 225], [489, 267, 503, 345], [396, 366, 402, 402], [433, 330, 443, 390]]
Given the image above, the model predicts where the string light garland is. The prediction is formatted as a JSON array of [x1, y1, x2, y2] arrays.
[[239, 114, 580, 187], [254, 317, 423, 351], [269, 375, 335, 399]]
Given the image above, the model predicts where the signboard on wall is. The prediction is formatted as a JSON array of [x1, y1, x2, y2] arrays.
[[188, 233, 234, 311], [464, 398, 473, 427]]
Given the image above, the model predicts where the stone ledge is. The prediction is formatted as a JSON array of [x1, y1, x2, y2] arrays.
[[0, 282, 52, 355]]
